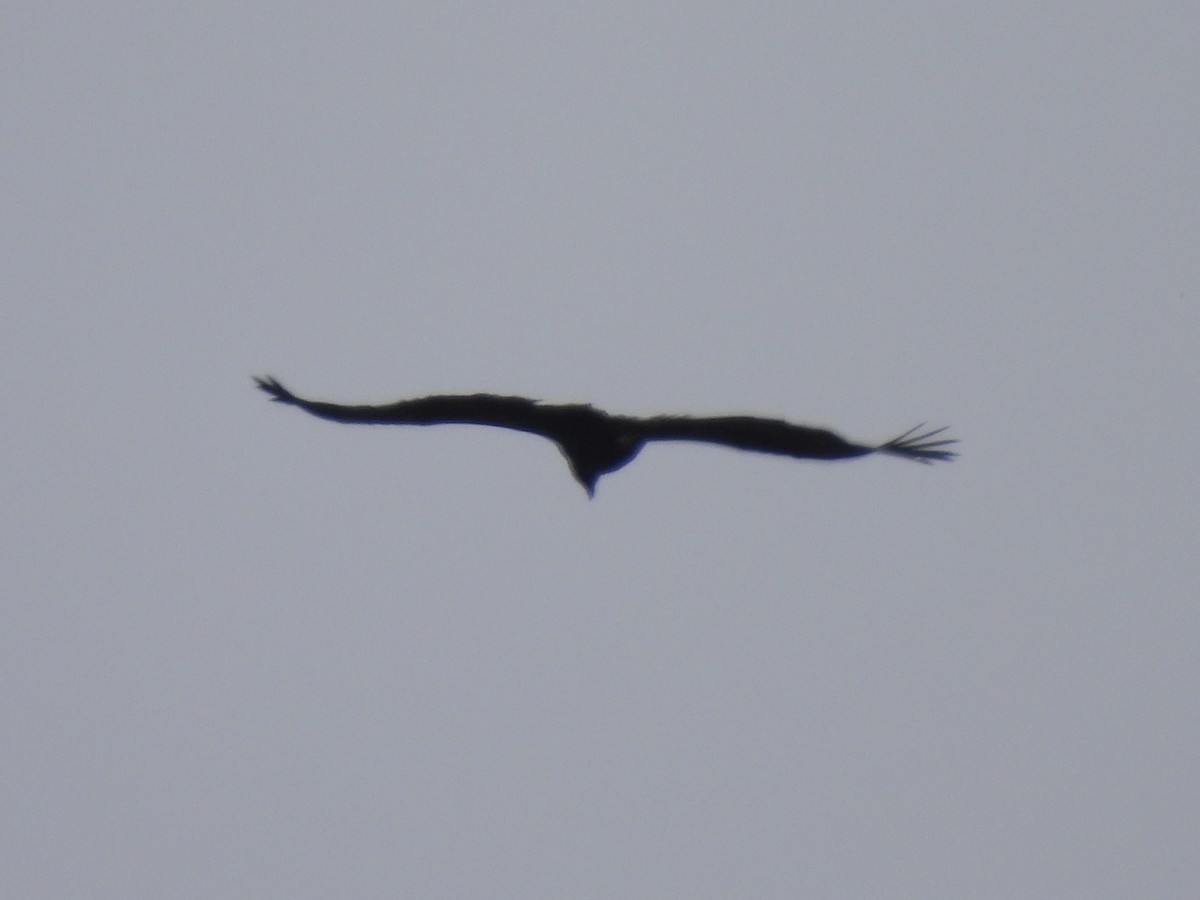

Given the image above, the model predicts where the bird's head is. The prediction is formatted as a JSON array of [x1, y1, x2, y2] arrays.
[[561, 432, 643, 499], [569, 462, 603, 498]]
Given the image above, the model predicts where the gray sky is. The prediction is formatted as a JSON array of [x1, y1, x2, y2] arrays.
[[4, 3, 1198, 897]]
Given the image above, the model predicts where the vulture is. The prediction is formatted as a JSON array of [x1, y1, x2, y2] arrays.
[[254, 376, 957, 496]]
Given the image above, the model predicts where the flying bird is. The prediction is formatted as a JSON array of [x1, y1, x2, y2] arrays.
[[254, 376, 957, 496]]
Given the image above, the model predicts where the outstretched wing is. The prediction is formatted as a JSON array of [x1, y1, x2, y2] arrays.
[[253, 375, 601, 441], [637, 414, 956, 464]]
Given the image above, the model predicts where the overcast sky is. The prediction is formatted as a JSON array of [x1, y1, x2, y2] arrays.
[[4, 3, 1198, 897]]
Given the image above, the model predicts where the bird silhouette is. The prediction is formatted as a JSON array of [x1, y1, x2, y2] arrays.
[[255, 376, 956, 496]]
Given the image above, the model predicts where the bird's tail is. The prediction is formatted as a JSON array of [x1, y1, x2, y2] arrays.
[[877, 424, 958, 464]]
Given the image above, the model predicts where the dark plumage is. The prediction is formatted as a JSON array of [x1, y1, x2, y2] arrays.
[[254, 376, 957, 496]]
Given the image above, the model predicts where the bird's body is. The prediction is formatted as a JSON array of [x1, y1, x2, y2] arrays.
[[254, 376, 956, 496]]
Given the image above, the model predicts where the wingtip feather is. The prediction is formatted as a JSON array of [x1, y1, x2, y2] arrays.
[[253, 375, 295, 403], [879, 424, 959, 463]]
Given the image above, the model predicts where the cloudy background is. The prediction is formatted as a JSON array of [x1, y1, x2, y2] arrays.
[[4, 3, 1198, 896]]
